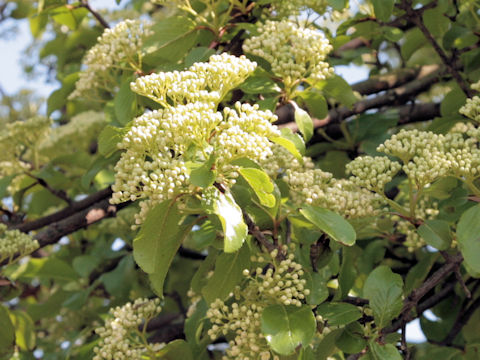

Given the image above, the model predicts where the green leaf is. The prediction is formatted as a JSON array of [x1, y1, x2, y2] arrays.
[[300, 90, 328, 119], [383, 27, 404, 42], [272, 135, 303, 162], [304, 271, 328, 305], [363, 266, 403, 328], [185, 47, 215, 67], [204, 189, 248, 253], [440, 86, 467, 117], [417, 220, 452, 250], [457, 204, 480, 276], [371, 0, 394, 22], [0, 305, 15, 353], [12, 258, 79, 283], [292, 102, 314, 142], [239, 75, 281, 94], [401, 28, 426, 61], [423, 7, 450, 37], [320, 75, 357, 108], [189, 156, 216, 188], [238, 167, 275, 208], [328, 0, 347, 10], [368, 340, 402, 360], [156, 339, 193, 360], [143, 17, 198, 65], [115, 79, 136, 125], [0, 175, 16, 199], [335, 322, 367, 354], [201, 244, 250, 304], [9, 310, 35, 351], [98, 125, 124, 158], [72, 255, 101, 277], [261, 304, 316, 355], [133, 199, 190, 296], [51, 6, 88, 30], [300, 205, 356, 246], [316, 302, 362, 326]]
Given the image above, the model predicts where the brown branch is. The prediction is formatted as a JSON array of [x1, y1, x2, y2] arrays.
[[279, 65, 443, 132], [25, 172, 72, 205], [1, 197, 130, 267], [399, 0, 473, 97], [242, 211, 276, 254], [78, 0, 110, 29], [441, 294, 480, 345], [12, 187, 113, 233]]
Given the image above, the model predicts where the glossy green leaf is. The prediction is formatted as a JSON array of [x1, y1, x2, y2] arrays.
[[201, 244, 250, 303], [204, 189, 248, 253], [363, 266, 403, 328], [371, 0, 394, 22], [261, 304, 316, 355], [293, 102, 314, 142], [143, 17, 198, 65], [98, 125, 124, 158], [320, 75, 357, 108], [368, 340, 402, 360], [12, 258, 79, 283], [133, 199, 190, 296], [423, 7, 450, 37], [272, 136, 303, 161], [300, 205, 356, 246], [335, 322, 367, 354], [189, 157, 216, 188], [440, 86, 467, 117], [9, 310, 35, 351], [417, 220, 452, 250], [304, 271, 328, 305], [156, 339, 193, 360], [239, 167, 275, 207], [300, 90, 328, 119], [457, 204, 480, 276], [115, 79, 136, 125], [240, 76, 281, 94], [185, 47, 215, 67], [404, 253, 438, 294], [0, 305, 15, 353], [316, 302, 362, 326]]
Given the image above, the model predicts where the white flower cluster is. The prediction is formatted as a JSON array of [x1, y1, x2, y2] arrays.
[[376, 128, 480, 188], [112, 54, 280, 225], [460, 96, 480, 123], [93, 298, 163, 360], [0, 224, 39, 264], [38, 111, 106, 158], [259, 143, 315, 178], [346, 156, 402, 193], [286, 168, 384, 218], [131, 54, 257, 107], [0, 116, 51, 176], [206, 246, 310, 360], [69, 19, 152, 100], [243, 20, 333, 91]]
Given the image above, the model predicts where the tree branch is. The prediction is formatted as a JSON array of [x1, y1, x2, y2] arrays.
[[13, 187, 113, 233], [1, 196, 129, 267], [242, 210, 276, 254], [78, 0, 110, 29], [400, 0, 474, 97]]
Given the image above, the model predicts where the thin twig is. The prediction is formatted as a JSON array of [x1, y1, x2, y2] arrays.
[[25, 172, 72, 205], [399, 0, 473, 97], [79, 0, 110, 29], [242, 211, 276, 254]]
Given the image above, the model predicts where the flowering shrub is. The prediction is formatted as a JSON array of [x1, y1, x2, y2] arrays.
[[2, 0, 480, 359]]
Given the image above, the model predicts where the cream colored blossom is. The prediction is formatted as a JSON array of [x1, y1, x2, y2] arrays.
[[243, 20, 333, 91], [0, 224, 39, 264], [70, 19, 152, 100], [93, 298, 163, 360], [346, 156, 401, 193], [206, 247, 310, 360], [131, 53, 256, 107]]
